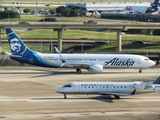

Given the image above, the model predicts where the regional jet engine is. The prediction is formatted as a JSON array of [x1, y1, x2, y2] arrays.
[[134, 81, 152, 89]]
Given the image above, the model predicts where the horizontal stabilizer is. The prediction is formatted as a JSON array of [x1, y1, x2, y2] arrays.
[[9, 55, 22, 58], [5, 52, 22, 58]]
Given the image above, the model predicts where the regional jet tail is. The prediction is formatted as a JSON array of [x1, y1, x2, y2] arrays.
[[5, 28, 155, 73], [125, 0, 160, 14], [56, 76, 160, 99]]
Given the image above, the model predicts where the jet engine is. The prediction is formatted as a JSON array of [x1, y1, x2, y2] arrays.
[[134, 81, 152, 89], [87, 64, 103, 73], [134, 81, 145, 89]]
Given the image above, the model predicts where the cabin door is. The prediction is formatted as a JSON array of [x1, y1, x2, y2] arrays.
[[137, 59, 141, 64], [74, 84, 80, 92]]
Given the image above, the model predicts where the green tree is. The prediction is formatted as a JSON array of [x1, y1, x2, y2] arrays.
[[4, 7, 7, 11], [49, 8, 55, 15], [23, 8, 31, 14], [63, 7, 70, 15], [56, 6, 65, 14]]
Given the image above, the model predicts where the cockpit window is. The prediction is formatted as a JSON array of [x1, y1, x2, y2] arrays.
[[144, 58, 149, 61], [63, 84, 71, 87]]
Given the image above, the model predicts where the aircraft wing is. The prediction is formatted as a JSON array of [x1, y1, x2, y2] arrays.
[[69, 63, 90, 68], [100, 92, 128, 96], [100, 89, 136, 96], [54, 47, 90, 68]]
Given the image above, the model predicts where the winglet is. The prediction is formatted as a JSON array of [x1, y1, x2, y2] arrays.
[[54, 47, 67, 67], [54, 47, 61, 54]]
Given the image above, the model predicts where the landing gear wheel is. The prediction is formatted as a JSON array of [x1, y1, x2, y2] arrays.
[[76, 68, 81, 74], [139, 69, 142, 73], [114, 95, 120, 99], [64, 94, 67, 99]]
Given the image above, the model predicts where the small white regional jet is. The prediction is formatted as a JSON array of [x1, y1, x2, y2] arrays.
[[6, 28, 155, 74], [56, 76, 160, 99]]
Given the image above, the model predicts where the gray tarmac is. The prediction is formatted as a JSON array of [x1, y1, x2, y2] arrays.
[[0, 67, 160, 120]]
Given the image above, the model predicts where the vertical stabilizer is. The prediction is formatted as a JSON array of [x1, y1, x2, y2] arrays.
[[153, 0, 159, 4], [6, 28, 31, 55], [153, 76, 160, 84]]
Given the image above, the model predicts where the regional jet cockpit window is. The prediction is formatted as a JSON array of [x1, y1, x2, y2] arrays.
[[63, 84, 71, 87]]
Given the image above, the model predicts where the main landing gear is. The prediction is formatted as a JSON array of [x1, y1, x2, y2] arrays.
[[114, 95, 120, 99], [64, 94, 67, 99], [139, 69, 142, 73], [76, 68, 81, 74]]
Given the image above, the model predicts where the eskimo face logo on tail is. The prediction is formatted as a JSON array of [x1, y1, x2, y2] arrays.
[[10, 38, 21, 52], [105, 58, 135, 67]]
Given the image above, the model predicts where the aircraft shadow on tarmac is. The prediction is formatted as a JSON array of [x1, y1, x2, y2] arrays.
[[30, 95, 139, 103], [0, 67, 140, 78], [26, 68, 139, 78], [30, 95, 117, 103]]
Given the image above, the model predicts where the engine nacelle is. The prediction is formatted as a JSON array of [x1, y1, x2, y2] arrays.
[[134, 81, 152, 89], [134, 81, 145, 89], [87, 64, 103, 73]]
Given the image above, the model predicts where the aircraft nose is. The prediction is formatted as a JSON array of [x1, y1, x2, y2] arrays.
[[56, 88, 63, 93], [151, 60, 156, 66]]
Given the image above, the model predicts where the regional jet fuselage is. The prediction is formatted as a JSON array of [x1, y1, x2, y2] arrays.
[[56, 76, 160, 99]]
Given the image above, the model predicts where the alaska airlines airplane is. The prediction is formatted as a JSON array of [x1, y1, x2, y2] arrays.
[[6, 28, 155, 74], [56, 76, 160, 99], [125, 0, 160, 14]]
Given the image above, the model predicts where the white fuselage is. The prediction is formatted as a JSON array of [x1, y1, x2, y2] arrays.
[[36, 53, 155, 69], [56, 82, 160, 96]]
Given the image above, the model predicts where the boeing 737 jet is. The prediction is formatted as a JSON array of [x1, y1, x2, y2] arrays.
[[6, 28, 155, 73], [125, 0, 160, 14], [56, 76, 160, 99]]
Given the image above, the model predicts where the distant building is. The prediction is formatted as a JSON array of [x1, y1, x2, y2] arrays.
[[0, 8, 4, 11], [65, 2, 151, 16]]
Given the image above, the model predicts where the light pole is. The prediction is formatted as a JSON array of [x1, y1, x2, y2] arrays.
[[8, 11, 10, 22], [148, 19, 153, 41], [51, 28, 53, 53], [81, 40, 83, 53]]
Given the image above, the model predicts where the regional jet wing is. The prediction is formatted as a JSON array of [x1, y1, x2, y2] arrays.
[[100, 92, 128, 96], [100, 89, 136, 96]]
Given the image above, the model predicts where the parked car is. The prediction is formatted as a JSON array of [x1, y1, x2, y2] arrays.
[[84, 20, 97, 24], [45, 4, 50, 6], [132, 40, 144, 44], [18, 21, 30, 25]]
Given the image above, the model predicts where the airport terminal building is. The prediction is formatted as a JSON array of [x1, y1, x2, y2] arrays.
[[65, 2, 151, 16]]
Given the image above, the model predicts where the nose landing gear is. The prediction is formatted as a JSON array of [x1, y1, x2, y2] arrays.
[[64, 94, 67, 99]]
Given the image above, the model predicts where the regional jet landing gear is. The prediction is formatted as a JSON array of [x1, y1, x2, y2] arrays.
[[64, 94, 67, 99], [139, 69, 142, 73], [76, 68, 81, 74], [114, 95, 120, 99]]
